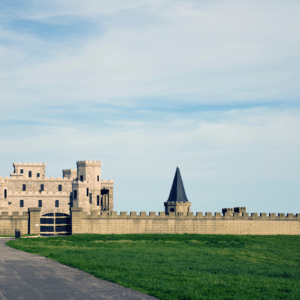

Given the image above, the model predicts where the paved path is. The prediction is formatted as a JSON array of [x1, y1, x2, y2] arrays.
[[0, 238, 159, 300]]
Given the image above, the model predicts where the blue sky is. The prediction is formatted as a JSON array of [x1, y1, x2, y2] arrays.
[[0, 0, 299, 214]]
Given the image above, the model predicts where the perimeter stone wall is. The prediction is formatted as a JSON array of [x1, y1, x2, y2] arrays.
[[72, 209, 300, 235]]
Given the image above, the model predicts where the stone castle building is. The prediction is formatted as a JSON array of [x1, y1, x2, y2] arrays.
[[0, 160, 299, 236], [0, 161, 113, 215]]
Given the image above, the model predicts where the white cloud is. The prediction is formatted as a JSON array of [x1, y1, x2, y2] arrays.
[[1, 0, 299, 106]]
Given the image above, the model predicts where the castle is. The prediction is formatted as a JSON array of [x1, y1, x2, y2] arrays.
[[0, 161, 299, 236], [0, 161, 114, 216]]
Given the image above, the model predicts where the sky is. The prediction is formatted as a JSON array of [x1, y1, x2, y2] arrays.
[[0, 0, 299, 215]]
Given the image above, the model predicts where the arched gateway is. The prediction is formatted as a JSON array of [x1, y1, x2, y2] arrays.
[[40, 212, 71, 236]]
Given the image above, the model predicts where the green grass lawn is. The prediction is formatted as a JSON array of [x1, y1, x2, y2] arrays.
[[7, 234, 300, 300]]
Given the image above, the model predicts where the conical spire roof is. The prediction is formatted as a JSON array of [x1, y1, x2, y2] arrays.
[[167, 166, 189, 202]]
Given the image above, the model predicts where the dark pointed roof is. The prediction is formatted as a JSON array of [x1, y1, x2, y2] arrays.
[[167, 166, 189, 202]]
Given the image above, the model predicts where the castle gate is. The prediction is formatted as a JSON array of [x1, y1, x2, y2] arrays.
[[40, 213, 71, 236]]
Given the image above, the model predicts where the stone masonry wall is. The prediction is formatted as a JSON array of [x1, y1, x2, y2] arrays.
[[71, 209, 300, 235], [0, 211, 29, 235]]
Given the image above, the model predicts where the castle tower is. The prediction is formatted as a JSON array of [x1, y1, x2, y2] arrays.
[[164, 166, 191, 215], [72, 161, 102, 212]]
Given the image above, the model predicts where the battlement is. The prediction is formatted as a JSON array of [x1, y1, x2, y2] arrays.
[[101, 179, 114, 183], [165, 201, 190, 206], [78, 211, 300, 220], [77, 160, 101, 165], [13, 162, 46, 166], [0, 211, 28, 217]]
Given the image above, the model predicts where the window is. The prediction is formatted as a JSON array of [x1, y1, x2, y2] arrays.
[[73, 190, 77, 199], [22, 184, 26, 191], [58, 185, 62, 191], [37, 173, 40, 178], [86, 188, 89, 197], [80, 175, 83, 182], [20, 200, 24, 207], [97, 195, 100, 206], [55, 200, 59, 208], [170, 208, 175, 212], [28, 171, 32, 177], [101, 197, 103, 206], [89, 193, 92, 204], [38, 200, 42, 207], [40, 184, 44, 191], [97, 175, 99, 182], [4, 189, 7, 199], [20, 169, 23, 174]]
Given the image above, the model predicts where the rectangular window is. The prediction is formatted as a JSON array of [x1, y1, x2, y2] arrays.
[[20, 169, 23, 174], [58, 185, 62, 191], [22, 184, 26, 191], [28, 171, 32, 177], [86, 188, 89, 197], [80, 175, 83, 182], [37, 173, 40, 178], [38, 200, 42, 207], [97, 195, 100, 206], [4, 189, 7, 199], [89, 193, 92, 204], [73, 190, 77, 199], [40, 184, 44, 191], [20, 200, 24, 207], [55, 200, 59, 208], [97, 175, 99, 182]]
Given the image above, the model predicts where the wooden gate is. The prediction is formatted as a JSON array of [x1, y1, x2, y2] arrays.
[[40, 213, 71, 236]]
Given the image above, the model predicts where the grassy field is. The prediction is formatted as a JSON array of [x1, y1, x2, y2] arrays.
[[7, 234, 300, 300]]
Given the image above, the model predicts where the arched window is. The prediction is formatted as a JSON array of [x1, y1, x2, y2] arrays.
[[58, 185, 62, 191], [170, 208, 175, 212], [55, 200, 59, 208], [97, 195, 100, 206], [38, 200, 42, 207], [28, 171, 32, 177], [4, 189, 7, 199], [80, 175, 83, 182], [97, 175, 99, 182], [20, 200, 24, 207], [40, 184, 44, 191], [22, 184, 26, 191]]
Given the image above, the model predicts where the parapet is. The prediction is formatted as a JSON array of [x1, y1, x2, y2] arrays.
[[0, 211, 28, 218], [80, 211, 300, 220], [13, 162, 46, 166], [102, 179, 114, 183], [77, 161, 101, 166]]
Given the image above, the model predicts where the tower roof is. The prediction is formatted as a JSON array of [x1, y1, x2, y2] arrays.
[[167, 166, 189, 202]]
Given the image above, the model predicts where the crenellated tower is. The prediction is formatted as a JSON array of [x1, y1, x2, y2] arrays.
[[71, 160, 114, 213]]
